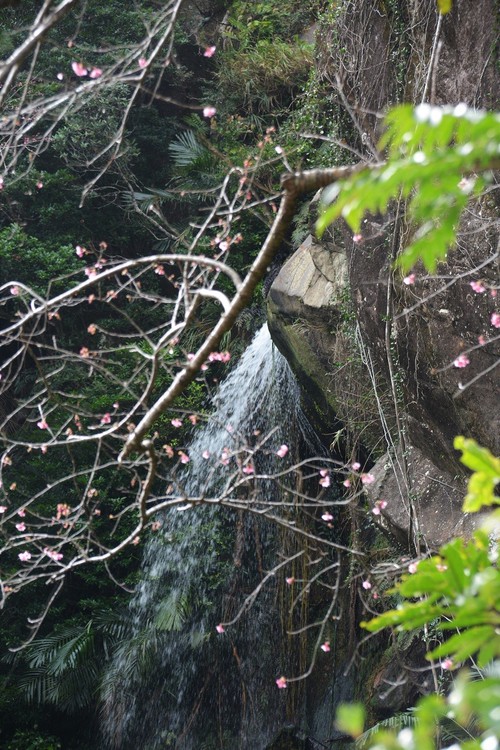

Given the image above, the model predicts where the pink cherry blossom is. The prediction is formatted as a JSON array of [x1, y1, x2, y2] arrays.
[[80, 346, 90, 357], [163, 444, 174, 458], [353, 234, 363, 244], [179, 451, 190, 464], [491, 312, 500, 328], [216, 623, 225, 634], [372, 500, 387, 515], [208, 351, 231, 363], [87, 324, 97, 335], [441, 658, 454, 670], [454, 353, 470, 368], [276, 444, 288, 458], [203, 106, 216, 118], [408, 562, 418, 574], [343, 479, 351, 488], [202, 450, 210, 460], [470, 280, 486, 293], [189, 415, 198, 425], [242, 464, 254, 474], [171, 418, 182, 428], [320, 642, 331, 652], [0, 506, 7, 513], [37, 419, 49, 430], [321, 512, 333, 522], [15, 522, 26, 532], [361, 473, 375, 485], [139, 57, 148, 68], [203, 46, 216, 58], [100, 413, 111, 425], [319, 475, 330, 488], [285, 577, 295, 585], [0, 176, 3, 190], [75, 245, 85, 257], [351, 462, 361, 471], [10, 286, 19, 296], [17, 508, 26, 517], [275, 676, 287, 689], [478, 335, 486, 345], [56, 72, 64, 81], [44, 548, 63, 561], [275, 145, 283, 154], [403, 274, 416, 285], [18, 551, 31, 562], [89, 67, 102, 79], [71, 61, 88, 77], [362, 580, 372, 590], [36, 181, 43, 189]]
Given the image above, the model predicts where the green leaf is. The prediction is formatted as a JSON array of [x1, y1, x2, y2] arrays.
[[437, 0, 452, 14], [428, 626, 495, 663], [454, 437, 500, 511], [317, 105, 500, 273], [335, 703, 365, 738]]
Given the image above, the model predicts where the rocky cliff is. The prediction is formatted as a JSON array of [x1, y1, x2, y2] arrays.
[[267, 0, 499, 552]]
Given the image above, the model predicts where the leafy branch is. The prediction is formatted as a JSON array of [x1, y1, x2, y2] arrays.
[[317, 104, 500, 272]]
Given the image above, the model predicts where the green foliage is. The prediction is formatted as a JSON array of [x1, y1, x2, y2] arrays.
[[454, 437, 500, 512], [10, 613, 130, 713], [317, 104, 500, 271], [362, 529, 500, 667], [5, 729, 62, 750], [51, 87, 135, 172], [225, 0, 316, 47], [216, 39, 313, 115], [437, 0, 453, 14], [336, 702, 365, 738], [0, 224, 79, 294], [344, 669, 500, 750], [347, 440, 500, 750]]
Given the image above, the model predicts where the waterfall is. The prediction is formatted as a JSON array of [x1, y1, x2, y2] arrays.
[[101, 324, 320, 750]]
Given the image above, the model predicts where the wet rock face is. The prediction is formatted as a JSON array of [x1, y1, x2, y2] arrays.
[[364, 444, 483, 550], [266, 233, 351, 438]]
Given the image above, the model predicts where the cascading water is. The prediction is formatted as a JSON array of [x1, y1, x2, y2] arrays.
[[101, 324, 322, 750]]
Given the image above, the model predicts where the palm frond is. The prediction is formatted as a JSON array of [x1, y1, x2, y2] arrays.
[[169, 130, 207, 167], [356, 712, 417, 748], [154, 590, 191, 632]]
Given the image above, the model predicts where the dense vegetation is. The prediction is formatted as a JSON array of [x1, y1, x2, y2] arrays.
[[0, 1, 498, 749]]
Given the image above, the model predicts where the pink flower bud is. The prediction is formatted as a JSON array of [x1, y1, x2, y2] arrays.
[[453, 354, 470, 368], [71, 61, 88, 77]]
